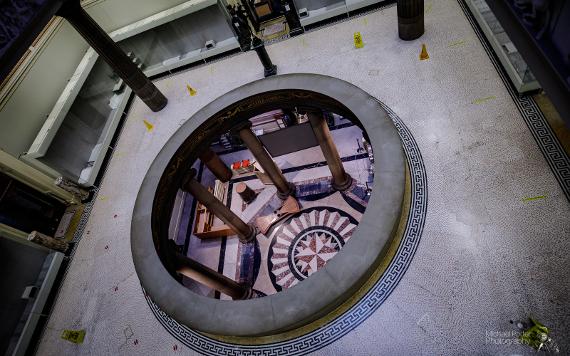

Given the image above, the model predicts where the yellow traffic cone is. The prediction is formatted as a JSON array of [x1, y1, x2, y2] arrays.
[[419, 43, 429, 60], [187, 84, 197, 96], [143, 119, 154, 132]]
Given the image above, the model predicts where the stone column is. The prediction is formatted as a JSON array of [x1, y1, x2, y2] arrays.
[[307, 112, 353, 191], [252, 36, 277, 77], [397, 0, 424, 41], [182, 169, 256, 242], [58, 1, 167, 112], [199, 148, 232, 182], [175, 254, 252, 300], [236, 122, 295, 199]]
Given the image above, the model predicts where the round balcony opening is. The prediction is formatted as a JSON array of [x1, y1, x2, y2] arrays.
[[131, 74, 406, 337]]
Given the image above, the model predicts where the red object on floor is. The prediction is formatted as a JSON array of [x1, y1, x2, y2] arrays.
[[242, 159, 250, 167], [232, 161, 241, 170]]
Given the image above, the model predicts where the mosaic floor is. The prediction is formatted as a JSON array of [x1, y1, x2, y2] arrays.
[[268, 207, 359, 290], [36, 1, 569, 355], [230, 184, 367, 297]]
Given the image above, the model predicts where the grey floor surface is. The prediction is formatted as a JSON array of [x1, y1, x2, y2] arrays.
[[36, 1, 569, 355]]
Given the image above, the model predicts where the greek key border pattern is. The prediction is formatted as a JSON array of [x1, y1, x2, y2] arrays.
[[143, 106, 428, 355], [457, 0, 570, 201]]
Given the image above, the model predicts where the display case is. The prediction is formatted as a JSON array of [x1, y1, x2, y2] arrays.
[[466, 0, 540, 93], [295, 0, 348, 26], [118, 2, 239, 77], [293, 0, 387, 26]]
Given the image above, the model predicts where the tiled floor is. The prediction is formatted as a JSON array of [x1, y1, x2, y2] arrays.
[[36, 1, 569, 355]]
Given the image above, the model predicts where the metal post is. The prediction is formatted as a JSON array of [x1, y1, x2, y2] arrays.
[[252, 37, 277, 77]]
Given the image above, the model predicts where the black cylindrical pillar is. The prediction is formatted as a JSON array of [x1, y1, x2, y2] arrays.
[[397, 0, 424, 41], [252, 37, 277, 77], [58, 1, 168, 112]]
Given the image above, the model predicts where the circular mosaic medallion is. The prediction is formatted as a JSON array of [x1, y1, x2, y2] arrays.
[[292, 227, 343, 279], [268, 208, 357, 290]]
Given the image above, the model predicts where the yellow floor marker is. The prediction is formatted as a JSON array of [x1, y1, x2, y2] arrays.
[[522, 195, 546, 202], [419, 43, 429, 60], [471, 96, 496, 104], [448, 39, 466, 47], [143, 119, 154, 132], [186, 84, 197, 96], [354, 32, 364, 49], [61, 329, 86, 344]]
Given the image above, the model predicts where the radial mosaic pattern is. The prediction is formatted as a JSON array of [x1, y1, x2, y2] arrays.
[[268, 208, 358, 291], [294, 227, 342, 277]]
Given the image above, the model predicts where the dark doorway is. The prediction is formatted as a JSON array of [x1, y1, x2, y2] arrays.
[[0, 172, 66, 236]]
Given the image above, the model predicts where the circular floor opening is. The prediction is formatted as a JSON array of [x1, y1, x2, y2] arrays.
[[131, 74, 406, 337]]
